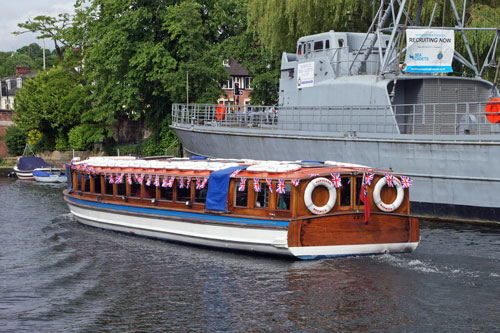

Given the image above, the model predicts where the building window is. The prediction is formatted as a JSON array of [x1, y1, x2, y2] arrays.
[[244, 77, 253, 90], [233, 77, 243, 89], [223, 80, 233, 90], [17, 78, 22, 89]]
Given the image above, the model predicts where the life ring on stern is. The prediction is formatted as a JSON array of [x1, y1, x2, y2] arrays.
[[216, 104, 226, 120], [373, 177, 404, 212], [485, 98, 500, 123], [304, 177, 337, 215]]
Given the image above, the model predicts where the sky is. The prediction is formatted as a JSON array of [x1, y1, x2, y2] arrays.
[[0, 0, 77, 52]]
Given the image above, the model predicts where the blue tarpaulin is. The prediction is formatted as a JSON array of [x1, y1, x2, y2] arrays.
[[17, 157, 50, 170], [205, 166, 248, 211]]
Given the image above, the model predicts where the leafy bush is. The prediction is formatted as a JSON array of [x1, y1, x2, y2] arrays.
[[4, 126, 26, 156]]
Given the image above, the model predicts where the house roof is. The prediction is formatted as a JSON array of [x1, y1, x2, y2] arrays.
[[1, 72, 37, 96], [226, 57, 249, 76]]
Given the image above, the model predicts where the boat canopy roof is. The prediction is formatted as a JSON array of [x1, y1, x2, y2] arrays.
[[17, 157, 50, 171]]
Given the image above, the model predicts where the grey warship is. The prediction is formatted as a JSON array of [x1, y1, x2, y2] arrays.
[[171, 0, 500, 223]]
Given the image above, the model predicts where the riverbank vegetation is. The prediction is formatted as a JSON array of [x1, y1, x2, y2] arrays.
[[7, 0, 500, 157]]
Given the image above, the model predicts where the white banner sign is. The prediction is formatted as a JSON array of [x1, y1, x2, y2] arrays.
[[405, 29, 454, 73], [297, 62, 314, 88]]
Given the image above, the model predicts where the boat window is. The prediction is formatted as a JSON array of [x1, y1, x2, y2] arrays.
[[160, 178, 173, 201], [277, 182, 291, 210], [130, 177, 141, 198], [297, 44, 302, 55], [117, 182, 126, 196], [176, 183, 191, 202], [94, 175, 102, 194], [235, 182, 248, 207], [355, 176, 364, 206], [83, 175, 91, 192], [75, 173, 81, 191], [255, 183, 270, 208], [339, 177, 351, 207], [104, 176, 113, 195], [325, 39, 330, 49], [195, 184, 208, 204], [314, 41, 323, 51], [338, 39, 344, 48], [144, 182, 156, 199], [306, 42, 312, 54]]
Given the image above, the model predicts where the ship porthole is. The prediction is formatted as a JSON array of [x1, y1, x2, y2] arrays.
[[304, 177, 337, 215], [373, 177, 404, 212]]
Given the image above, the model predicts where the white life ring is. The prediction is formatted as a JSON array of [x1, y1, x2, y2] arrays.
[[373, 177, 404, 212], [304, 177, 337, 215]]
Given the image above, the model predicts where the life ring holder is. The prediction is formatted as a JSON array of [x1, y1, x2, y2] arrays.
[[485, 98, 500, 123], [372, 177, 404, 212], [304, 177, 337, 215], [216, 104, 226, 120]]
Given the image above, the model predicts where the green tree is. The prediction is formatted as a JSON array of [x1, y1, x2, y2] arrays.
[[4, 126, 26, 156], [13, 66, 90, 151]]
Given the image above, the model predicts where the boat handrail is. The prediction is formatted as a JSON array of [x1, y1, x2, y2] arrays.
[[172, 101, 500, 140]]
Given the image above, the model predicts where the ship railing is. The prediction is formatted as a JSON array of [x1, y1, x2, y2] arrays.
[[172, 101, 500, 138]]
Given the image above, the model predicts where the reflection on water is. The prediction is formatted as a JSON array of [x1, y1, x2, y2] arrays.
[[1, 179, 499, 331]]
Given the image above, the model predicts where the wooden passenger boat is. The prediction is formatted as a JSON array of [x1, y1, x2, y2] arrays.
[[63, 157, 419, 259]]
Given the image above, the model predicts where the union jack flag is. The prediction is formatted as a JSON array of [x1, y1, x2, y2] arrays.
[[266, 178, 273, 193], [201, 177, 208, 189], [253, 178, 261, 192], [230, 169, 242, 178], [291, 179, 300, 187], [239, 178, 247, 191], [146, 174, 152, 186], [277, 179, 286, 194], [178, 176, 184, 189], [331, 173, 342, 188], [186, 177, 191, 189], [363, 172, 374, 186], [162, 176, 168, 187], [108, 173, 114, 184], [308, 173, 319, 177], [400, 176, 413, 188], [385, 174, 395, 187], [127, 174, 132, 185], [196, 177, 202, 190], [87, 166, 95, 175], [154, 175, 160, 187], [116, 173, 124, 184], [135, 174, 144, 184], [167, 176, 175, 188]]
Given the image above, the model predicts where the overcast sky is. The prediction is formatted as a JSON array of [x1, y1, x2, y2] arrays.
[[0, 0, 77, 52]]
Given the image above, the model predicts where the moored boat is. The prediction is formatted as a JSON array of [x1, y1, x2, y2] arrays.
[[13, 156, 52, 180], [33, 169, 67, 183], [64, 156, 419, 259]]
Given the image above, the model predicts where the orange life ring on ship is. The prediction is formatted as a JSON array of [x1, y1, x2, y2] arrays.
[[485, 98, 500, 123], [216, 104, 226, 120]]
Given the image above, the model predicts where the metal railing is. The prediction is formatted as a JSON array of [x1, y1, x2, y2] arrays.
[[172, 101, 500, 139]]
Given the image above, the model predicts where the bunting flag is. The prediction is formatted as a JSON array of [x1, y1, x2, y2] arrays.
[[359, 183, 371, 224], [116, 173, 124, 184], [266, 178, 273, 193], [127, 174, 132, 185], [363, 172, 375, 186], [154, 175, 160, 187], [162, 176, 168, 187], [178, 176, 185, 189], [308, 173, 319, 177], [400, 176, 413, 188], [167, 176, 175, 188], [276, 179, 286, 194], [230, 169, 242, 178], [253, 178, 261, 192], [108, 173, 115, 184], [201, 177, 208, 189], [238, 178, 247, 191], [331, 173, 342, 188], [146, 174, 152, 186], [196, 177, 202, 190], [291, 179, 300, 187], [385, 174, 395, 187], [136, 174, 144, 185], [186, 177, 191, 189]]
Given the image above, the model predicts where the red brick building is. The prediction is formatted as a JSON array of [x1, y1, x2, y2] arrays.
[[0, 111, 14, 157], [218, 57, 253, 107]]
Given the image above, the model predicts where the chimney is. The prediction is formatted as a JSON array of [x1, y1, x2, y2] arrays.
[[15, 66, 30, 77]]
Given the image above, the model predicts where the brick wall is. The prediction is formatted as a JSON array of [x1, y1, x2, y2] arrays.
[[0, 111, 15, 157]]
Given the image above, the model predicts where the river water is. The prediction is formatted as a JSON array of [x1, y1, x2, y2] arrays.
[[1, 178, 499, 332]]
